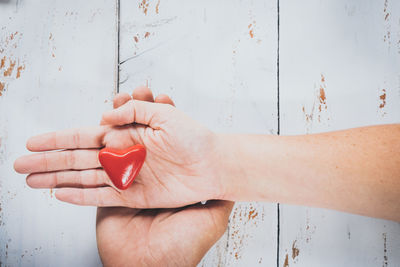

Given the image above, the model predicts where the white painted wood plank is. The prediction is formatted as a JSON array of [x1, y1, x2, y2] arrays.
[[279, 1, 400, 266], [0, 1, 117, 266], [119, 0, 278, 265]]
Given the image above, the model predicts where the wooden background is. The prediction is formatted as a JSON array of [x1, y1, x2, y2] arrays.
[[0, 0, 399, 266]]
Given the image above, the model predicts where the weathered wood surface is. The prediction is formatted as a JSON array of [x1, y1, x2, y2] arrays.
[[119, 1, 278, 266], [279, 1, 400, 267], [0, 0, 117, 266], [1, 0, 400, 266]]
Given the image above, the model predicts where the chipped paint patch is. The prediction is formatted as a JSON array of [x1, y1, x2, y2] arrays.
[[0, 32, 27, 97], [248, 207, 258, 221], [3, 59, 16, 77], [0, 57, 26, 96], [227, 203, 263, 262], [133, 31, 152, 45], [302, 74, 330, 132], [302, 105, 313, 125], [304, 213, 317, 243], [0, 56, 5, 68], [383, 232, 388, 267], [384, 0, 390, 21], [248, 23, 255, 38], [48, 32, 57, 58], [378, 88, 387, 117], [0, 31, 19, 51], [317, 74, 328, 117], [229, 207, 246, 260], [291, 240, 300, 260], [156, 0, 161, 14], [283, 254, 289, 267], [379, 88, 386, 109], [247, 8, 260, 42], [0, 82, 5, 96], [282, 212, 317, 267], [139, 0, 150, 15], [383, 0, 393, 49], [16, 64, 25, 78]]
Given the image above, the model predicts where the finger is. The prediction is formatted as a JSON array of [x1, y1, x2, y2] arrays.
[[14, 149, 100, 174], [100, 93, 130, 125], [26, 169, 110, 189], [26, 126, 107, 152], [101, 100, 173, 127], [55, 187, 124, 207], [132, 85, 154, 102], [101, 124, 146, 149], [101, 86, 156, 125], [155, 94, 175, 106], [113, 92, 132, 109]]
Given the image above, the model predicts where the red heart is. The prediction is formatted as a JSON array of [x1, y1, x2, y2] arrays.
[[98, 144, 146, 190]]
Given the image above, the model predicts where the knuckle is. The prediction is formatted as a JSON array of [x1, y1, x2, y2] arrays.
[[100, 126, 111, 146], [130, 100, 136, 122], [77, 171, 83, 186], [53, 172, 60, 187], [99, 170, 109, 186], [96, 188, 105, 206], [65, 150, 76, 169], [92, 170, 99, 185], [43, 152, 50, 171]]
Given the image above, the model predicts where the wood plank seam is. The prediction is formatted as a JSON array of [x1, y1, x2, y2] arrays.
[[276, 0, 281, 267], [115, 0, 121, 94]]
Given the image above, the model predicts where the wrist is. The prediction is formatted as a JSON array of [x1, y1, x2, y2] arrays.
[[215, 133, 282, 202], [214, 133, 248, 201]]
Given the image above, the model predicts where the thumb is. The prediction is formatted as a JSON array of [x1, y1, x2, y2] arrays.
[[101, 99, 173, 128]]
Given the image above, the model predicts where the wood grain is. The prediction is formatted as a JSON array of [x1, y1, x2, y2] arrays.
[[0, 1, 117, 266], [119, 0, 278, 266], [279, 1, 400, 266], [1, 0, 399, 266]]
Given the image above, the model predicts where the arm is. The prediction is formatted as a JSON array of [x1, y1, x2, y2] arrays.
[[219, 125, 400, 221], [14, 95, 400, 221]]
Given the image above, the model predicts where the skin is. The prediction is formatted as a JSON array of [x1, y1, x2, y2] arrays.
[[219, 128, 400, 221], [99, 88, 234, 266], [14, 88, 400, 222], [14, 90, 223, 208], [97, 202, 232, 267]]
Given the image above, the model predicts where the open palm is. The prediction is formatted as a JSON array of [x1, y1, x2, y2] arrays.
[[97, 97, 224, 208], [14, 87, 225, 208]]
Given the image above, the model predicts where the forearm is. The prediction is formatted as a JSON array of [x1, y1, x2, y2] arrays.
[[218, 124, 400, 221]]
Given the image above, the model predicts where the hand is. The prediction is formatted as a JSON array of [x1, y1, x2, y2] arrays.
[[96, 89, 233, 266], [14, 86, 227, 208], [97, 201, 233, 267]]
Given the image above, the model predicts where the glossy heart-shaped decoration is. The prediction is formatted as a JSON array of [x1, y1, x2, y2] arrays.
[[99, 144, 146, 190]]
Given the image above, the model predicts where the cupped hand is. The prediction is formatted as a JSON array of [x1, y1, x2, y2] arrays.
[[97, 200, 233, 267], [14, 86, 227, 209], [95, 89, 233, 266]]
